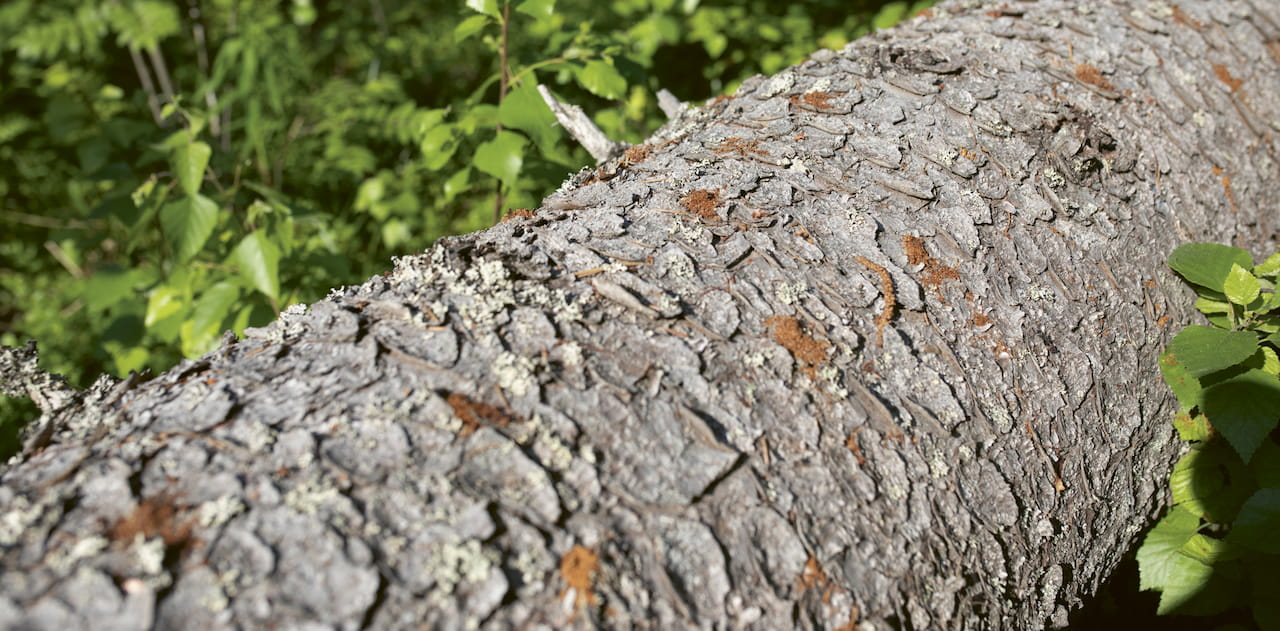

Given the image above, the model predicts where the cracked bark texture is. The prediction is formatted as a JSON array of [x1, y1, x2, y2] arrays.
[[4, 0, 1280, 629]]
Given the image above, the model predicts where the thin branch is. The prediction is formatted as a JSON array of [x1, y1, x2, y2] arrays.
[[146, 45, 177, 106], [494, 2, 511, 225], [536, 84, 629, 163], [128, 46, 164, 124]]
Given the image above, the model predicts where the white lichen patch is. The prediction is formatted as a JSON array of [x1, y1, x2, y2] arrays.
[[663, 251, 695, 279], [928, 451, 951, 478], [818, 365, 849, 398], [1025, 283, 1056, 302], [558, 341, 583, 367], [49, 535, 108, 571], [1041, 167, 1065, 189], [669, 219, 706, 242], [492, 352, 536, 397], [284, 479, 339, 515], [741, 350, 766, 369], [198, 495, 245, 529], [0, 496, 40, 546], [883, 482, 908, 502], [130, 534, 166, 575], [429, 538, 494, 595], [775, 281, 808, 305], [762, 70, 797, 98]]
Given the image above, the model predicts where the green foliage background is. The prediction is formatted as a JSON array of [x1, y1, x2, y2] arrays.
[[0, 0, 933, 451]]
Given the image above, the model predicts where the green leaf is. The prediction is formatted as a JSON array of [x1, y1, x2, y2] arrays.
[[1228, 488, 1280, 553], [159, 194, 219, 263], [85, 266, 154, 312], [465, 0, 499, 17], [181, 282, 239, 357], [576, 60, 627, 99], [1255, 253, 1280, 278], [1171, 441, 1252, 522], [1172, 411, 1212, 443], [515, 0, 555, 20], [1168, 326, 1259, 379], [231, 231, 281, 301], [499, 79, 560, 155], [474, 130, 527, 188], [872, 1, 909, 30], [419, 124, 458, 170], [1252, 440, 1280, 488], [175, 141, 212, 194], [1203, 370, 1280, 462], [1179, 532, 1240, 565], [144, 284, 185, 328], [454, 14, 491, 42], [1225, 263, 1261, 306], [1159, 349, 1203, 413], [1155, 555, 1232, 616], [1168, 243, 1254, 293], [1137, 505, 1200, 591]]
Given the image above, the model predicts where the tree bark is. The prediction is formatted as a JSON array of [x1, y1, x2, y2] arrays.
[[4, 0, 1280, 628]]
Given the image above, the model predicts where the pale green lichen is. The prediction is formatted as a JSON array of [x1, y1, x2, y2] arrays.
[[492, 352, 536, 397], [130, 534, 166, 575], [775, 281, 808, 305], [49, 535, 108, 571], [198, 495, 245, 529], [284, 479, 339, 515], [0, 496, 40, 546]]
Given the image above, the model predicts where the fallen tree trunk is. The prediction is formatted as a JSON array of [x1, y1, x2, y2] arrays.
[[3, 0, 1279, 628]]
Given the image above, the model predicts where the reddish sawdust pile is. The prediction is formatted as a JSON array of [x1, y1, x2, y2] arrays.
[[559, 544, 600, 613], [790, 91, 835, 110], [902, 235, 961, 300], [765, 316, 830, 372], [1213, 64, 1243, 92], [112, 495, 195, 547], [679, 188, 722, 222], [444, 391, 519, 437], [501, 207, 538, 222], [713, 137, 770, 157], [1073, 64, 1115, 91]]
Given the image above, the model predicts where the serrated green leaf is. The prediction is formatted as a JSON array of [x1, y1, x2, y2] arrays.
[[1194, 296, 1232, 315], [144, 284, 185, 328], [231, 231, 280, 301], [576, 60, 626, 99], [1169, 243, 1254, 293], [1256, 253, 1280, 277], [1168, 326, 1259, 379], [465, 0, 499, 17], [184, 281, 240, 358], [1171, 442, 1252, 522], [1252, 440, 1280, 488], [1203, 370, 1280, 462], [1180, 532, 1241, 564], [1160, 349, 1203, 413], [515, 0, 555, 20], [85, 266, 155, 312], [1227, 488, 1280, 553], [454, 14, 491, 42], [474, 130, 526, 188], [1225, 263, 1261, 306], [499, 79, 560, 155], [1261, 346, 1280, 376], [1155, 554, 1233, 616], [1138, 505, 1200, 591], [419, 124, 458, 170], [159, 194, 219, 263], [1172, 411, 1212, 442]]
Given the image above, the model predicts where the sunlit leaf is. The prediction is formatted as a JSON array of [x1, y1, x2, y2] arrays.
[[231, 231, 280, 301], [159, 194, 219, 263], [474, 130, 527, 188]]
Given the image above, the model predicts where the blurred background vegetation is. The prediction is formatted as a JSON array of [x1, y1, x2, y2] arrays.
[[0, 0, 933, 454]]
